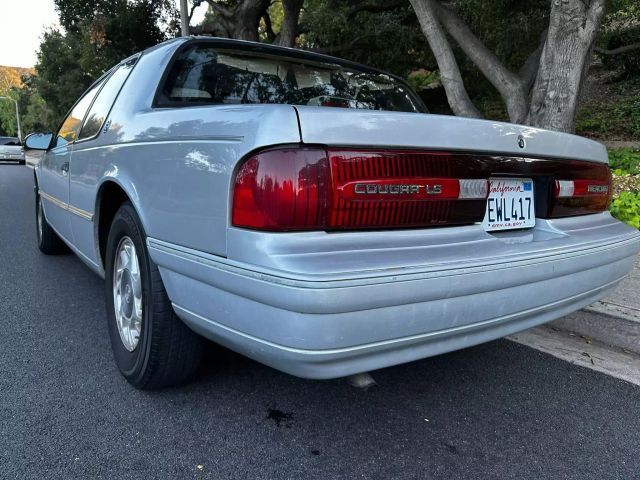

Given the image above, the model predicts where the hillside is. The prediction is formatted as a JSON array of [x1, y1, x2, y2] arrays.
[[0, 66, 35, 93]]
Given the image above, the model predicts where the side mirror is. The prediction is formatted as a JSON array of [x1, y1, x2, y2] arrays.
[[24, 132, 52, 151]]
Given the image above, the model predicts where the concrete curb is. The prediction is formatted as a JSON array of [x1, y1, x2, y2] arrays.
[[24, 154, 41, 168], [552, 303, 640, 356]]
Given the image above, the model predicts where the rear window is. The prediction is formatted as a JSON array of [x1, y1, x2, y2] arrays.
[[0, 137, 20, 146], [158, 45, 426, 114]]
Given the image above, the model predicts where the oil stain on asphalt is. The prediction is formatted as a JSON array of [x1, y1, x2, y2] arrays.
[[266, 407, 294, 428]]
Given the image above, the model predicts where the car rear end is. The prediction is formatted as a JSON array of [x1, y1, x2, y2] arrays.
[[151, 40, 640, 378], [0, 137, 25, 164]]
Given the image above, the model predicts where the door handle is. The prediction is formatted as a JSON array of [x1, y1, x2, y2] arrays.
[[61, 162, 69, 176]]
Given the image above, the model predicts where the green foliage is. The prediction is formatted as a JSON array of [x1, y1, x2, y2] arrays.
[[610, 191, 640, 228], [407, 69, 440, 91], [301, 0, 430, 78], [453, 0, 549, 76], [33, 30, 95, 130], [609, 146, 640, 229], [599, 1, 640, 76], [609, 148, 640, 174], [300, 0, 552, 114], [576, 94, 640, 139], [601, 24, 640, 75], [0, 89, 20, 136], [29, 0, 177, 132]]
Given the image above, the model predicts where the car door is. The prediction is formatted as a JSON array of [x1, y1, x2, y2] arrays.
[[69, 58, 138, 264], [39, 81, 103, 244]]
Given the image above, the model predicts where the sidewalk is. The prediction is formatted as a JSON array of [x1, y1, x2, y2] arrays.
[[552, 254, 640, 355], [592, 253, 640, 319]]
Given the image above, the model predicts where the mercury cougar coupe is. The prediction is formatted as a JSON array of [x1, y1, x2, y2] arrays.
[[25, 37, 640, 389]]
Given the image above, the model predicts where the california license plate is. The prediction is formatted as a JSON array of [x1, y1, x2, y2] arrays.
[[482, 178, 535, 232]]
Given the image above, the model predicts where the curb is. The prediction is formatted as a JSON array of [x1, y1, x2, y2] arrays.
[[552, 302, 640, 355], [25, 157, 39, 168]]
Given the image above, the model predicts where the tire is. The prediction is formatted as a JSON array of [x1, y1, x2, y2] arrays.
[[104, 202, 204, 389], [36, 195, 69, 254]]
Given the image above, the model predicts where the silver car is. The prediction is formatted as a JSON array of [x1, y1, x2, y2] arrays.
[[0, 136, 24, 164], [25, 37, 640, 389]]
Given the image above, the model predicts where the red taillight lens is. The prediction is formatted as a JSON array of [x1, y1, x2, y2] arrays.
[[550, 166, 612, 217], [232, 148, 329, 231], [327, 150, 487, 229]]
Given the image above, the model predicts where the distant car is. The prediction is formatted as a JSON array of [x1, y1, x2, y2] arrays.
[[25, 37, 640, 389], [0, 136, 24, 164]]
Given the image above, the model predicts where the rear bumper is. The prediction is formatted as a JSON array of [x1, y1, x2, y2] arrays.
[[0, 154, 25, 162], [149, 214, 640, 379]]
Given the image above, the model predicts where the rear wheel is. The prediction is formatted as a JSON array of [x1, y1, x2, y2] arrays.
[[36, 195, 68, 254], [104, 202, 204, 389]]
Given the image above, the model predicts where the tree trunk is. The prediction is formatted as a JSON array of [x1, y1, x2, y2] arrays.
[[274, 0, 304, 47], [433, 2, 529, 124], [526, 0, 606, 132], [202, 0, 270, 42], [410, 0, 481, 118], [232, 0, 271, 41]]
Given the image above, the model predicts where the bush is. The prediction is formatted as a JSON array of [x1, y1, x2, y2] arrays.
[[608, 148, 640, 174], [610, 191, 640, 228]]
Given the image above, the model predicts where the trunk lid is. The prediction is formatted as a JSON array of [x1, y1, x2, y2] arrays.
[[293, 106, 607, 164]]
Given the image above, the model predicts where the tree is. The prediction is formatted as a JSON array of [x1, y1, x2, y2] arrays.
[[30, 0, 177, 130], [192, 0, 304, 47], [301, 0, 429, 74], [409, 0, 607, 132]]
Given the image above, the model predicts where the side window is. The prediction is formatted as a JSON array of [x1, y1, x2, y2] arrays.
[[79, 59, 136, 140], [55, 82, 103, 148]]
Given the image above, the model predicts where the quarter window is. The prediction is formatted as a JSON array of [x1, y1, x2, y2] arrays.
[[79, 60, 136, 140], [55, 82, 102, 148]]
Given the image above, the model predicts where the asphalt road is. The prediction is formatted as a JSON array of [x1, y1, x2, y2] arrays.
[[1, 164, 640, 479]]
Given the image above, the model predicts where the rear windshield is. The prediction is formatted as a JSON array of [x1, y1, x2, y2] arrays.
[[0, 137, 20, 146], [158, 45, 426, 114]]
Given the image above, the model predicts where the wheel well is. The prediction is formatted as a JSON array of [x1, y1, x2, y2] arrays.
[[96, 182, 130, 268]]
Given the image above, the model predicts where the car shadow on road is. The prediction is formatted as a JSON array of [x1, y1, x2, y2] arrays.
[[128, 337, 640, 477]]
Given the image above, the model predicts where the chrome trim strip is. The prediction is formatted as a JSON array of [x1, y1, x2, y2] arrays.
[[68, 204, 94, 221], [39, 190, 67, 210], [39, 189, 94, 222]]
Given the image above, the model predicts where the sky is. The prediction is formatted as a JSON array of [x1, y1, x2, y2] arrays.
[[0, 0, 208, 68]]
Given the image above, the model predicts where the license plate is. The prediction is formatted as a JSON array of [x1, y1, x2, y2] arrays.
[[482, 178, 535, 232]]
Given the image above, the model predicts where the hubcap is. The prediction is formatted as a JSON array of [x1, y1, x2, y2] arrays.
[[112, 236, 143, 352]]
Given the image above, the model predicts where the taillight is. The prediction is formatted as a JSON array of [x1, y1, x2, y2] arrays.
[[231, 147, 612, 232], [550, 168, 612, 218], [231, 148, 329, 231]]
